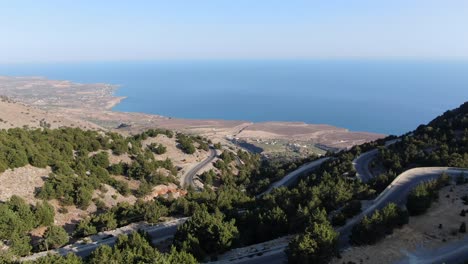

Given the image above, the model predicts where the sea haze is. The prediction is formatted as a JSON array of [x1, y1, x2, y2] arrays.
[[1, 60, 467, 135]]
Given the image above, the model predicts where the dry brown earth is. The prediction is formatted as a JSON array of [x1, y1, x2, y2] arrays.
[[331, 183, 468, 264]]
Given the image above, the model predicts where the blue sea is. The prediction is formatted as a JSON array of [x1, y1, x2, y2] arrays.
[[1, 60, 467, 135]]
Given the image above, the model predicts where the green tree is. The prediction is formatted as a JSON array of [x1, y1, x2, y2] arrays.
[[74, 218, 97, 237], [142, 201, 168, 224], [406, 180, 439, 215], [43, 225, 69, 250], [91, 152, 110, 168], [75, 186, 93, 209], [0, 159, 7, 173], [256, 206, 288, 241], [26, 253, 83, 264], [164, 247, 198, 264], [350, 203, 408, 245], [176, 134, 196, 154], [35, 201, 55, 226], [10, 232, 32, 256], [96, 212, 117, 231], [108, 162, 125, 175], [29, 153, 48, 168], [148, 143, 167, 155], [7, 195, 36, 231], [287, 221, 338, 264], [87, 245, 115, 264], [174, 207, 238, 260], [200, 170, 216, 186], [86, 231, 197, 264], [136, 180, 153, 198]]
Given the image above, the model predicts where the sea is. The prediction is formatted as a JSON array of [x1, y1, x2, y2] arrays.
[[1, 60, 467, 135]]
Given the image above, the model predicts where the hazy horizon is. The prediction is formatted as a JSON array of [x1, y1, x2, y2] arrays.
[[2, 1, 468, 63]]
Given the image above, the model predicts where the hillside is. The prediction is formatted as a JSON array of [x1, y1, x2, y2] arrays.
[[0, 84, 466, 263], [332, 183, 468, 264], [0, 118, 247, 260]]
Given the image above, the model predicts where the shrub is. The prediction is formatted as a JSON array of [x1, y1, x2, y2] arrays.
[[287, 221, 338, 264], [176, 134, 196, 154], [35, 201, 55, 226], [406, 176, 447, 215], [174, 207, 238, 260], [148, 143, 167, 155], [42, 225, 69, 250], [350, 203, 408, 245]]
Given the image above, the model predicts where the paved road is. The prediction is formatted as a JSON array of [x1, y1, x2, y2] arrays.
[[21, 218, 188, 261], [337, 167, 468, 246], [182, 147, 217, 188], [70, 219, 186, 257], [258, 157, 330, 197], [22, 142, 467, 263], [353, 148, 379, 182], [25, 148, 218, 260], [397, 236, 468, 264], [23, 147, 221, 261], [218, 167, 468, 264], [353, 139, 400, 182], [55, 148, 217, 259]]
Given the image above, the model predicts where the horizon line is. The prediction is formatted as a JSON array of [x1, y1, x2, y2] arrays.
[[3, 57, 468, 65]]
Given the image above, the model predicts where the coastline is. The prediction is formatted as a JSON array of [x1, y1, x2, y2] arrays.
[[106, 95, 127, 110], [0, 75, 386, 152]]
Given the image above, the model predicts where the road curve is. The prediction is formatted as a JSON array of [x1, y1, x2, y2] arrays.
[[353, 139, 400, 182], [218, 167, 468, 264], [182, 147, 217, 188], [22, 147, 467, 263], [258, 157, 330, 197], [353, 148, 379, 182], [337, 167, 468, 246], [65, 148, 217, 258]]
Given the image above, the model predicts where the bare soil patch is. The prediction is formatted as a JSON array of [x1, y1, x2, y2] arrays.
[[0, 165, 51, 204], [332, 183, 468, 264]]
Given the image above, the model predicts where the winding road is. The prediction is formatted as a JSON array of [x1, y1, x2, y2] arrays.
[[215, 167, 467, 264], [182, 147, 217, 188], [353, 139, 400, 182], [258, 157, 330, 197], [337, 167, 467, 245], [24, 147, 218, 261], [22, 142, 467, 263], [353, 148, 379, 182], [23, 148, 218, 261]]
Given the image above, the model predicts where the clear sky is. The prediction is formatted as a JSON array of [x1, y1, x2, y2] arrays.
[[1, 0, 468, 63]]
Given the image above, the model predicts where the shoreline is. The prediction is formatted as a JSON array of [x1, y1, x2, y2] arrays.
[[107, 84, 386, 135], [0, 75, 386, 151], [106, 95, 127, 110]]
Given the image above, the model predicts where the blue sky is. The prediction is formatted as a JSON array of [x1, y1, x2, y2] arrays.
[[1, 0, 468, 63]]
